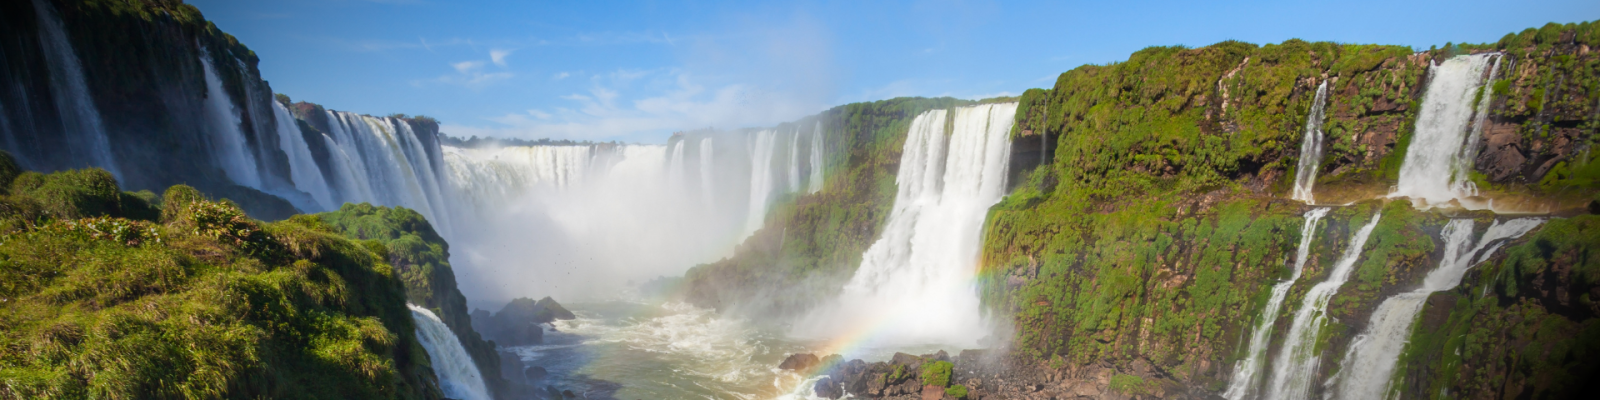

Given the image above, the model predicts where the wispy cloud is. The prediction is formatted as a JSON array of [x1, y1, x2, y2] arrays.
[[417, 53, 513, 89], [552, 72, 571, 80], [489, 49, 513, 66], [443, 69, 819, 143]]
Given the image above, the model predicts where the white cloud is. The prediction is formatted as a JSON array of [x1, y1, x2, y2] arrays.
[[552, 72, 571, 80], [417, 59, 511, 89], [490, 49, 513, 66], [452, 60, 484, 73]]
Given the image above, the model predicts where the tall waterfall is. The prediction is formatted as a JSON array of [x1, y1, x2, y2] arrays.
[[809, 122, 825, 193], [788, 127, 803, 193], [700, 137, 716, 205], [30, 0, 119, 178], [1330, 218, 1542, 399], [408, 304, 491, 400], [1291, 82, 1330, 204], [745, 129, 780, 236], [794, 103, 1016, 348], [1265, 212, 1382, 400], [319, 111, 454, 233], [271, 101, 335, 210], [199, 52, 264, 190], [1391, 53, 1502, 207], [1223, 207, 1330, 400]]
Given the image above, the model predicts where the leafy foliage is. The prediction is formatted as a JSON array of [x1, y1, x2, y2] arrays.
[[0, 159, 441, 399]]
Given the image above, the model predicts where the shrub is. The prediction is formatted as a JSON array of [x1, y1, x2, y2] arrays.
[[945, 384, 969, 399], [921, 360, 953, 387]]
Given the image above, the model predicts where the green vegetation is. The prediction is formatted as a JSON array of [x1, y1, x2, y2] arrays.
[[1397, 215, 1600, 399], [317, 203, 505, 397], [944, 384, 968, 398], [919, 360, 953, 387], [1108, 374, 1159, 395], [0, 152, 442, 399]]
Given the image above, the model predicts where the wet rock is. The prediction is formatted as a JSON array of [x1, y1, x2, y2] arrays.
[[814, 376, 842, 399], [779, 353, 820, 372], [525, 366, 548, 381], [475, 296, 572, 346]]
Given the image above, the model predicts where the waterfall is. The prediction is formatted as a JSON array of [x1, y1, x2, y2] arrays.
[[271, 101, 335, 210], [199, 52, 263, 190], [1223, 207, 1331, 400], [1391, 53, 1502, 207], [808, 122, 824, 193], [1264, 212, 1382, 400], [1291, 83, 1330, 204], [408, 304, 490, 400], [320, 111, 452, 232], [744, 130, 779, 236], [30, 0, 119, 178], [441, 144, 593, 216], [793, 103, 1016, 348], [700, 137, 715, 206], [788, 126, 802, 193], [667, 141, 687, 189], [1329, 218, 1542, 399]]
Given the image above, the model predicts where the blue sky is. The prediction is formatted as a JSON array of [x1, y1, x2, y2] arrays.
[[190, 0, 1599, 144]]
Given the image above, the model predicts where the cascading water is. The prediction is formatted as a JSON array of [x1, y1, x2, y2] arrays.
[[794, 103, 1016, 348], [808, 122, 825, 193], [788, 127, 802, 193], [1264, 212, 1382, 400], [700, 137, 715, 205], [321, 111, 453, 232], [1391, 53, 1502, 207], [271, 101, 335, 210], [1291, 82, 1330, 204], [199, 51, 263, 190], [666, 141, 685, 188], [745, 130, 779, 236], [1222, 207, 1330, 400], [1329, 218, 1542, 399], [30, 0, 119, 178], [408, 304, 491, 400]]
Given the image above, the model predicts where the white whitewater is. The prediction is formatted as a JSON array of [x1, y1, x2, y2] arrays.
[[1291, 82, 1330, 204], [1264, 212, 1382, 400], [31, 0, 119, 177], [442, 145, 592, 216], [1391, 53, 1502, 207], [809, 122, 825, 193], [1330, 218, 1542, 399], [745, 130, 779, 236], [271, 101, 335, 210], [408, 304, 490, 400], [794, 103, 1016, 347], [322, 111, 452, 232], [788, 127, 802, 193], [1222, 207, 1330, 400], [199, 52, 263, 189], [700, 137, 715, 205], [667, 140, 687, 189]]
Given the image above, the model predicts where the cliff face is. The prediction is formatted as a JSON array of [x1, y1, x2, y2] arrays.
[[980, 22, 1600, 399], [0, 2, 506, 397], [0, 0, 305, 220], [685, 21, 1600, 400], [317, 203, 509, 398]]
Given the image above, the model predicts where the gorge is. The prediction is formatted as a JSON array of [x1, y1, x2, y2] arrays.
[[0, 1, 1598, 399]]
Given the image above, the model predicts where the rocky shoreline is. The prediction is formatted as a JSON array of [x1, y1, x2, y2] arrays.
[[782, 350, 1216, 400]]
